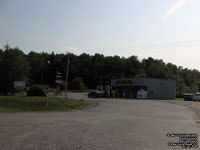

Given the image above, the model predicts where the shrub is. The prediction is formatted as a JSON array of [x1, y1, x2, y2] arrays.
[[70, 77, 84, 91], [27, 85, 46, 96], [59, 82, 66, 91]]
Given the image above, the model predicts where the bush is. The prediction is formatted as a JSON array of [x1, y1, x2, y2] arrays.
[[70, 77, 84, 91], [27, 85, 46, 96], [59, 82, 66, 91]]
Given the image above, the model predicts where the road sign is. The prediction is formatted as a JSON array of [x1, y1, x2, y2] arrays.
[[14, 81, 26, 90], [55, 80, 62, 83], [55, 71, 62, 83]]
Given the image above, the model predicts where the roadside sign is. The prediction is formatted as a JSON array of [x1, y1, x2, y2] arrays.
[[55, 80, 62, 83], [14, 81, 26, 91], [55, 71, 62, 83]]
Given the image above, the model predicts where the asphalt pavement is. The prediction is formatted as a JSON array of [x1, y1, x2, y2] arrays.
[[0, 93, 200, 150]]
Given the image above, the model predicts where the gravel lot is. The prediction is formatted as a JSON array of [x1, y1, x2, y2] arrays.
[[0, 93, 200, 150]]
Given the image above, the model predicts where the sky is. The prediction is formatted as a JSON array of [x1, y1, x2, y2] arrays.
[[0, 0, 200, 70]]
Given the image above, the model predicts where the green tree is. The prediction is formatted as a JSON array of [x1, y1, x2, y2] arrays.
[[125, 55, 145, 77], [27, 51, 47, 85], [142, 57, 168, 78], [0, 45, 29, 94]]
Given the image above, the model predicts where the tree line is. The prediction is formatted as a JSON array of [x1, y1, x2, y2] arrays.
[[0, 45, 200, 97]]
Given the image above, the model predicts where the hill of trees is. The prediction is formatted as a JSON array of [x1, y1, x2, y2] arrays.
[[1, 45, 200, 97]]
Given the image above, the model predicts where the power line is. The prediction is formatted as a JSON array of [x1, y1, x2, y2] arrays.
[[75, 40, 200, 52], [96, 63, 137, 71], [68, 66, 137, 78], [69, 71, 117, 78]]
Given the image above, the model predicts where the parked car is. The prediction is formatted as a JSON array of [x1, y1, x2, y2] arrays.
[[184, 94, 194, 101], [88, 90, 104, 98], [193, 93, 200, 101]]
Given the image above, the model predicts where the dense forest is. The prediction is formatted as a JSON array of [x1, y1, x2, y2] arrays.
[[0, 45, 200, 97]]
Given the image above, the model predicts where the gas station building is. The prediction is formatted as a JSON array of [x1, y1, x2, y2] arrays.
[[110, 78, 176, 100]]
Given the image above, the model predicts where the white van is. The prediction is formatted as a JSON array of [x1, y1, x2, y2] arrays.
[[193, 93, 200, 101]]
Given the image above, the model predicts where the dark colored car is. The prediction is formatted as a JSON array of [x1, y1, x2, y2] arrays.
[[184, 94, 194, 101], [88, 91, 104, 98]]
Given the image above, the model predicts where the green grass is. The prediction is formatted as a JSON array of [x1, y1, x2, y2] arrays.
[[176, 98, 184, 101], [0, 96, 89, 112], [68, 89, 95, 93], [47, 88, 95, 95], [47, 88, 57, 93]]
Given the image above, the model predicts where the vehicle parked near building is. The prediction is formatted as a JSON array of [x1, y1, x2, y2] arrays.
[[184, 94, 194, 101], [193, 93, 200, 101], [88, 90, 104, 98]]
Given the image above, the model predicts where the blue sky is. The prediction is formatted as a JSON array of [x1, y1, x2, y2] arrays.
[[1, 0, 200, 69]]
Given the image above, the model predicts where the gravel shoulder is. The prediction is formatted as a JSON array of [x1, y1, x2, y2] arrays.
[[162, 100, 200, 124]]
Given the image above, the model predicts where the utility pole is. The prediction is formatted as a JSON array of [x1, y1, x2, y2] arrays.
[[41, 72, 44, 85], [65, 55, 70, 98]]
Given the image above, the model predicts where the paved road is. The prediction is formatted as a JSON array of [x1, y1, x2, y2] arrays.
[[0, 94, 200, 150]]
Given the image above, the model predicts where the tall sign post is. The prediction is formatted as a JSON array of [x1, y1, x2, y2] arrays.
[[65, 56, 70, 98], [55, 71, 62, 95]]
